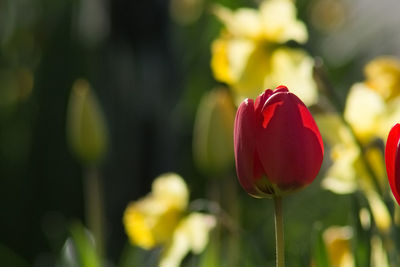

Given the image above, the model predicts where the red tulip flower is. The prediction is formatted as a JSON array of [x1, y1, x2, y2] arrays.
[[234, 86, 324, 198], [385, 123, 400, 205]]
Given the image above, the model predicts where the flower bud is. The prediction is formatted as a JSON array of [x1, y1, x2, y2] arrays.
[[193, 88, 235, 174], [385, 123, 400, 205], [234, 85, 323, 198], [66, 79, 108, 165]]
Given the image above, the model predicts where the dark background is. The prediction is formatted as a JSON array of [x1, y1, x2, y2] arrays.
[[1, 0, 400, 265]]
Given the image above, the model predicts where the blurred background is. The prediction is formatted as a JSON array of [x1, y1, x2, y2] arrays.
[[1, 0, 400, 266]]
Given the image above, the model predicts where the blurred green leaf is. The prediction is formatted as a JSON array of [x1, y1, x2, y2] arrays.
[[352, 195, 371, 267], [311, 224, 330, 267], [60, 221, 101, 267], [118, 242, 144, 267], [198, 236, 220, 267]]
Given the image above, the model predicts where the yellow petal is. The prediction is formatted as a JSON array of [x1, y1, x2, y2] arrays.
[[152, 173, 189, 211], [315, 114, 361, 194], [211, 37, 256, 89], [344, 83, 385, 142], [371, 235, 390, 267], [213, 5, 263, 39], [323, 226, 355, 267], [322, 144, 359, 194], [123, 173, 189, 249], [268, 48, 317, 106], [260, 0, 308, 43], [359, 208, 371, 230], [160, 213, 216, 267], [211, 39, 270, 104], [364, 189, 391, 234], [364, 56, 400, 100], [211, 38, 234, 84], [123, 197, 182, 249], [377, 95, 400, 140], [232, 43, 272, 104]]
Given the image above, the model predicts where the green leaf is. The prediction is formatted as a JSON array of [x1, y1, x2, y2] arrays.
[[352, 195, 371, 267], [62, 221, 101, 267], [311, 223, 330, 267]]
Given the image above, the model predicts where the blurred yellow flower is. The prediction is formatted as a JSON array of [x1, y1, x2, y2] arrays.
[[364, 56, 400, 100], [322, 57, 400, 191], [316, 114, 360, 194], [323, 226, 354, 267], [344, 83, 385, 143], [123, 173, 188, 249], [344, 57, 400, 143], [123, 173, 216, 267], [371, 235, 390, 267], [211, 0, 317, 105], [151, 173, 189, 211], [160, 213, 216, 267], [316, 114, 391, 233], [213, 0, 307, 43], [316, 56, 400, 234]]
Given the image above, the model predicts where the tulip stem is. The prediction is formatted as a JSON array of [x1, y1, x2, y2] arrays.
[[274, 196, 284, 267]]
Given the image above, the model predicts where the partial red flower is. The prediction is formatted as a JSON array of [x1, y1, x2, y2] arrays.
[[234, 86, 324, 198], [385, 123, 400, 205]]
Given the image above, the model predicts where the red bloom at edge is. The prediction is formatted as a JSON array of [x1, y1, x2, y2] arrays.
[[385, 123, 400, 205], [234, 86, 324, 198]]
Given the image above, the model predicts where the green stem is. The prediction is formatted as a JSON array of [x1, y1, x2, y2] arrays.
[[274, 197, 284, 267], [84, 167, 105, 259]]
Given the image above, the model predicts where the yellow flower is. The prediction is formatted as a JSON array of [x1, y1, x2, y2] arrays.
[[123, 173, 188, 249], [316, 114, 360, 194], [160, 213, 216, 267], [371, 235, 390, 267], [343, 83, 385, 143], [213, 0, 307, 43], [316, 113, 391, 233], [259, 0, 308, 43], [344, 57, 400, 143], [323, 226, 355, 267], [268, 47, 317, 105], [123, 173, 216, 267], [211, 0, 317, 105], [152, 173, 189, 211], [364, 56, 400, 100], [317, 57, 399, 236]]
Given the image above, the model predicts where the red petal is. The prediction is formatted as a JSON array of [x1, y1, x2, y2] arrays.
[[234, 99, 260, 196], [255, 89, 273, 113], [274, 85, 289, 93], [256, 92, 323, 190], [395, 144, 400, 205], [385, 123, 400, 205]]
